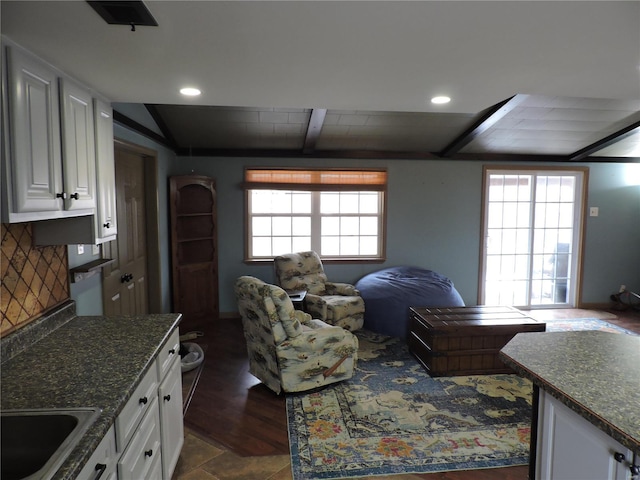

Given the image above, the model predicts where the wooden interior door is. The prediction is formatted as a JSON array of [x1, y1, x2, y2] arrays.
[[102, 146, 148, 315], [169, 176, 219, 328]]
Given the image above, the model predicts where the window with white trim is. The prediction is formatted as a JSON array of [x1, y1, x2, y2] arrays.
[[244, 168, 387, 260]]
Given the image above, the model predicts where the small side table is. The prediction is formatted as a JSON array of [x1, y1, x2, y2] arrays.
[[287, 290, 307, 310]]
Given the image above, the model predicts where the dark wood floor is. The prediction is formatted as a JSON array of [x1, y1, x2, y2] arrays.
[[182, 306, 640, 479]]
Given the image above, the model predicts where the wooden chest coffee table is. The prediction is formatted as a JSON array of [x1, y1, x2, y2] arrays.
[[408, 305, 546, 376]]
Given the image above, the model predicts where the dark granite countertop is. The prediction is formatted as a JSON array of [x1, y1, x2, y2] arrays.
[[500, 331, 640, 454], [1, 303, 181, 480]]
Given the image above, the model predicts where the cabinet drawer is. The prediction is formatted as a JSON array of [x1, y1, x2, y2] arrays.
[[115, 364, 158, 452], [118, 397, 162, 480], [76, 425, 117, 480], [156, 328, 180, 380]]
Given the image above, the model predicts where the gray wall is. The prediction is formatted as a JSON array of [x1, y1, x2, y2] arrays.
[[67, 107, 639, 316], [170, 157, 640, 314]]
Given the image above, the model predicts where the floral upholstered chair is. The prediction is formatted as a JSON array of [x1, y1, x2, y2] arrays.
[[273, 251, 365, 331], [234, 275, 359, 394]]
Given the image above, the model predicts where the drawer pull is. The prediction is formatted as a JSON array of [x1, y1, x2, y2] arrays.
[[144, 449, 153, 458], [164, 394, 171, 402], [93, 463, 107, 480], [139, 396, 148, 405], [169, 348, 176, 355]]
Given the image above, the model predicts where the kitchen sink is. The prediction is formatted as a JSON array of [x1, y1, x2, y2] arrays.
[[1, 408, 101, 480]]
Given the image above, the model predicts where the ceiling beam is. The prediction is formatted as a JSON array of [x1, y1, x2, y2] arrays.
[[568, 120, 640, 161], [145, 104, 179, 148], [113, 110, 175, 150], [303, 108, 327, 154], [437, 94, 528, 157]]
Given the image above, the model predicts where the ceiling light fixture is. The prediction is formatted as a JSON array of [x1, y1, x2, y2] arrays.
[[431, 96, 451, 105], [180, 87, 201, 97]]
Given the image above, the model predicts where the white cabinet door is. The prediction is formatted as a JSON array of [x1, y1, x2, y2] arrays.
[[59, 77, 96, 211], [4, 44, 63, 216], [118, 397, 162, 480], [93, 98, 117, 243], [158, 356, 184, 479], [76, 425, 118, 480], [536, 391, 632, 480]]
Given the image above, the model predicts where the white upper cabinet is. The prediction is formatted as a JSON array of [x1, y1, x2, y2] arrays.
[[3, 43, 64, 217], [59, 77, 97, 211], [1, 39, 99, 224], [94, 98, 117, 243]]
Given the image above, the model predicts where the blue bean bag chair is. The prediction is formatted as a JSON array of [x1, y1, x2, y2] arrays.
[[355, 266, 465, 339]]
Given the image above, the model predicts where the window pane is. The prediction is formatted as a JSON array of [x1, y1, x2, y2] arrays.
[[272, 237, 292, 256], [292, 193, 311, 213], [253, 237, 272, 256], [321, 236, 340, 255], [360, 217, 378, 235], [292, 217, 311, 235], [292, 237, 311, 252], [272, 217, 292, 236], [340, 236, 359, 255], [272, 191, 293, 214], [251, 191, 273, 214], [503, 202, 518, 228], [487, 202, 503, 228], [252, 217, 271, 236], [322, 217, 340, 235], [340, 193, 360, 214], [341, 217, 359, 235], [320, 192, 340, 214], [360, 193, 379, 214], [360, 236, 378, 255]]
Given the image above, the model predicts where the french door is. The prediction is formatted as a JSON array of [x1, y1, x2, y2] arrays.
[[480, 167, 587, 308]]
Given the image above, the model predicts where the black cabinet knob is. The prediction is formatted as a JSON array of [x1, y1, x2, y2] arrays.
[[144, 449, 153, 457], [103, 222, 110, 228], [139, 396, 148, 405], [614, 452, 626, 463], [164, 394, 171, 402], [93, 463, 107, 480], [169, 348, 176, 355], [56, 192, 67, 199], [630, 464, 640, 476], [70, 192, 79, 200]]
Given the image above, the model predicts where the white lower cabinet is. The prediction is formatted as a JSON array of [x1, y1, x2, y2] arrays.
[[84, 327, 183, 480], [118, 398, 162, 480], [159, 354, 185, 478], [536, 390, 633, 480], [76, 425, 118, 480]]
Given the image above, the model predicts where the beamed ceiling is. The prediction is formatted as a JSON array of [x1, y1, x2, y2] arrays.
[[2, 1, 639, 162]]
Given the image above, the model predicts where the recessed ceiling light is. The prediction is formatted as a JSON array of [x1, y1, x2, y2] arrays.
[[431, 96, 451, 105], [180, 87, 201, 97]]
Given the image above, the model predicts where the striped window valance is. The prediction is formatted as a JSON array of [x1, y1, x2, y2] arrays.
[[243, 168, 387, 191]]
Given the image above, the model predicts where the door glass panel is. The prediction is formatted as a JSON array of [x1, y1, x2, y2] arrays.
[[482, 170, 583, 308]]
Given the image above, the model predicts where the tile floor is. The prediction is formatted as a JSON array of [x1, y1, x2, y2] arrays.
[[172, 428, 292, 480]]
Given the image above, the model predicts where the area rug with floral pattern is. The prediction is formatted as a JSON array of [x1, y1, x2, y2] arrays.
[[286, 318, 635, 479]]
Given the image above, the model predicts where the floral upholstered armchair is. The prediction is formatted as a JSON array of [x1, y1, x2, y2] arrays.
[[234, 275, 359, 394], [273, 251, 365, 331]]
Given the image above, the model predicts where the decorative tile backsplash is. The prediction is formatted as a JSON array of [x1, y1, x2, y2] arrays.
[[1, 223, 70, 337]]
